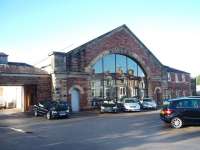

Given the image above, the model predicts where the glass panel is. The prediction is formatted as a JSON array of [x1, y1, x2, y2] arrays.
[[116, 55, 127, 75], [91, 53, 147, 101], [127, 57, 137, 76], [92, 58, 102, 73], [103, 54, 115, 73], [138, 66, 145, 77]]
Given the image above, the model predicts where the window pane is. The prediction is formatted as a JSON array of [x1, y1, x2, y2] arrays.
[[91, 53, 147, 100], [127, 57, 137, 76], [138, 66, 145, 77], [116, 55, 127, 74], [92, 58, 102, 73], [103, 54, 115, 73]]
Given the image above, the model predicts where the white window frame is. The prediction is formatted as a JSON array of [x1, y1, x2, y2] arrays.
[[182, 74, 186, 82], [175, 73, 179, 83], [167, 72, 171, 81]]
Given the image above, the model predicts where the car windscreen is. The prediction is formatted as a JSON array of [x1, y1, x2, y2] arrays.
[[143, 99, 152, 102], [102, 103, 116, 107], [125, 99, 138, 103], [53, 102, 68, 110]]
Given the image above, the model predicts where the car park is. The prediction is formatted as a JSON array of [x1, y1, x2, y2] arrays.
[[33, 100, 71, 120], [160, 97, 200, 128], [141, 98, 157, 110], [120, 98, 141, 112]]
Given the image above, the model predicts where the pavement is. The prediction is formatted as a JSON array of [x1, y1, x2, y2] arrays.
[[0, 110, 200, 150]]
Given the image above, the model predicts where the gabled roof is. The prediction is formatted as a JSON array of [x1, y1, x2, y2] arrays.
[[65, 24, 162, 66], [164, 65, 189, 74]]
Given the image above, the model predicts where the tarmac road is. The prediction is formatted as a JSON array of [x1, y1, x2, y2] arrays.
[[0, 110, 200, 150]]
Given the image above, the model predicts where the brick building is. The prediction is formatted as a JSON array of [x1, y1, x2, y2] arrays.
[[0, 52, 51, 112], [40, 25, 191, 112]]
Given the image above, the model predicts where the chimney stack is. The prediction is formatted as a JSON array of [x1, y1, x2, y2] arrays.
[[0, 52, 8, 64]]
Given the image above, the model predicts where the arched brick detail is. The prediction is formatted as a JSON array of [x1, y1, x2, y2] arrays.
[[85, 48, 151, 78], [69, 85, 84, 94]]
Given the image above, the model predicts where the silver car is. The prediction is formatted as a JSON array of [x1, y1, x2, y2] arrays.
[[142, 98, 157, 109], [122, 98, 141, 112]]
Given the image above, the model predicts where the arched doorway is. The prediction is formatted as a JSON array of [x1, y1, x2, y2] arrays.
[[71, 89, 80, 112]]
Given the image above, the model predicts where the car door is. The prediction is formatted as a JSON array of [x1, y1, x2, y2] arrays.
[[181, 99, 200, 123], [192, 99, 200, 122]]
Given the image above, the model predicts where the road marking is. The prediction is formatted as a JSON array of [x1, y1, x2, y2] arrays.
[[0, 126, 32, 134], [41, 141, 64, 147], [10, 127, 27, 133]]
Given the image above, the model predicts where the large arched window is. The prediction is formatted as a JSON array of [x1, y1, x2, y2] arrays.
[[91, 54, 147, 100]]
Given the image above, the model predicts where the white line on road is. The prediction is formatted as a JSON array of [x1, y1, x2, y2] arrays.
[[0, 126, 30, 133], [10, 127, 27, 133], [41, 141, 65, 147]]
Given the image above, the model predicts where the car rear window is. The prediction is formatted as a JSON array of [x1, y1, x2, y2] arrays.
[[170, 99, 200, 109]]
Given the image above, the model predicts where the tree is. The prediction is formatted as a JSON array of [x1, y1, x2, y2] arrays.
[[196, 75, 200, 85]]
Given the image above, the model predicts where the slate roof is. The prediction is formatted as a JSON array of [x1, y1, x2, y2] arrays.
[[0, 61, 49, 75], [164, 65, 189, 74]]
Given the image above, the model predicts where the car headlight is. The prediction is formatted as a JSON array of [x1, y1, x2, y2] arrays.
[[101, 106, 105, 109], [113, 106, 117, 109], [66, 109, 69, 112]]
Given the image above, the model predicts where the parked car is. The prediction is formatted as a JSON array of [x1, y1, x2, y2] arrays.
[[33, 100, 71, 119], [160, 97, 200, 128], [120, 98, 141, 112], [141, 98, 157, 110], [91, 97, 104, 109], [100, 101, 119, 113]]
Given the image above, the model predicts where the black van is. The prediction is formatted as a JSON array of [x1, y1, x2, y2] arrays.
[[160, 97, 200, 128]]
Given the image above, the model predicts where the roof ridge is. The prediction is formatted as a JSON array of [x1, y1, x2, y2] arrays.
[[66, 24, 128, 55]]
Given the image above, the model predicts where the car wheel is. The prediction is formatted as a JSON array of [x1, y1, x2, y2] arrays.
[[34, 110, 38, 117], [171, 117, 183, 129], [46, 111, 51, 120]]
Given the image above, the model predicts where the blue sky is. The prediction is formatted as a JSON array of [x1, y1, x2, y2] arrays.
[[0, 0, 200, 76]]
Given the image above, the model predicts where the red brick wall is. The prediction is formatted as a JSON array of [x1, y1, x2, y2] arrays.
[[63, 27, 191, 108], [65, 27, 164, 108], [66, 77, 90, 110], [0, 75, 52, 102], [67, 29, 162, 77]]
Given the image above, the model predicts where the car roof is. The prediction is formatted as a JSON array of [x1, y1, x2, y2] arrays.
[[187, 96, 200, 98], [168, 97, 200, 102]]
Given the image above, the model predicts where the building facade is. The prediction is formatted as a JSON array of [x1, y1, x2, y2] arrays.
[[0, 52, 51, 112], [41, 25, 191, 112]]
